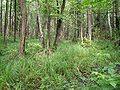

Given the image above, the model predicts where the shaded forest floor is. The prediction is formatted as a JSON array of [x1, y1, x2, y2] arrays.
[[0, 37, 120, 90]]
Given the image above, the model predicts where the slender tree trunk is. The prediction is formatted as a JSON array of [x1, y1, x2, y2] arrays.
[[112, 0, 115, 31], [12, 15, 14, 35], [0, 0, 2, 35], [66, 23, 69, 40], [36, 16, 39, 38], [26, 3, 29, 39], [14, 0, 17, 42], [53, 0, 60, 47], [18, 2, 21, 37], [46, 0, 51, 49], [47, 16, 51, 48], [42, 20, 46, 49], [38, 15, 45, 48], [76, 12, 80, 38], [108, 11, 112, 39], [54, 18, 57, 32], [53, 0, 66, 47], [9, 0, 12, 36], [81, 22, 83, 44], [4, 0, 9, 45], [36, 0, 45, 48], [73, 10, 77, 41], [19, 19, 21, 37], [114, 0, 119, 31], [87, 9, 92, 44], [19, 0, 27, 55]]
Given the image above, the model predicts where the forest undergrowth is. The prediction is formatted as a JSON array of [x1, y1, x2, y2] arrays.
[[0, 38, 120, 90]]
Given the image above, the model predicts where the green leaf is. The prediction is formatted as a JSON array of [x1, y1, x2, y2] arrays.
[[110, 81, 116, 88]]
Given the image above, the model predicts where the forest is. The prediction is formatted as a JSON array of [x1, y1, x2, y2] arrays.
[[0, 0, 120, 89]]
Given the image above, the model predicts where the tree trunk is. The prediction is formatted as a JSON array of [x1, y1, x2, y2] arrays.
[[14, 0, 17, 42], [87, 9, 92, 44], [108, 11, 112, 39], [53, 0, 66, 47], [0, 0, 2, 35], [47, 16, 51, 48], [112, 0, 115, 31], [73, 10, 77, 41], [36, 15, 39, 38], [114, 0, 119, 31], [19, 0, 27, 55], [4, 0, 9, 45], [81, 22, 83, 44], [36, 0, 45, 48], [66, 23, 69, 40], [77, 12, 80, 38], [9, 0, 12, 36], [38, 15, 45, 48]]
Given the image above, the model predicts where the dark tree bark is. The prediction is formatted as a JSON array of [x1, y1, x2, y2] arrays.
[[66, 24, 69, 40], [112, 0, 115, 31], [18, 2, 21, 37], [47, 16, 51, 48], [77, 19, 80, 38], [0, 0, 3, 35], [114, 0, 119, 31], [18, 18, 21, 37], [12, 15, 14, 35], [36, 15, 40, 38], [9, 0, 12, 36], [53, 0, 66, 47], [4, 0, 9, 45], [19, 0, 27, 55], [14, 0, 17, 42], [42, 18, 47, 48]]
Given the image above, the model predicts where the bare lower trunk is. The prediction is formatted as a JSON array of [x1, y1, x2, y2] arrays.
[[47, 16, 51, 48], [115, 0, 119, 31], [14, 0, 17, 42], [66, 23, 69, 40], [19, 0, 27, 55], [81, 23, 83, 44], [0, 0, 2, 35], [108, 11, 112, 39], [4, 0, 9, 46], [53, 0, 66, 47], [9, 0, 12, 36], [87, 9, 92, 44]]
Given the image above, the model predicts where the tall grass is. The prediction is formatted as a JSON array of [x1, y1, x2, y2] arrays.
[[0, 39, 120, 89]]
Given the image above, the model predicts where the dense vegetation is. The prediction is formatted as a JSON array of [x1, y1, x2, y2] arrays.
[[0, 38, 120, 89], [0, 0, 120, 90]]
